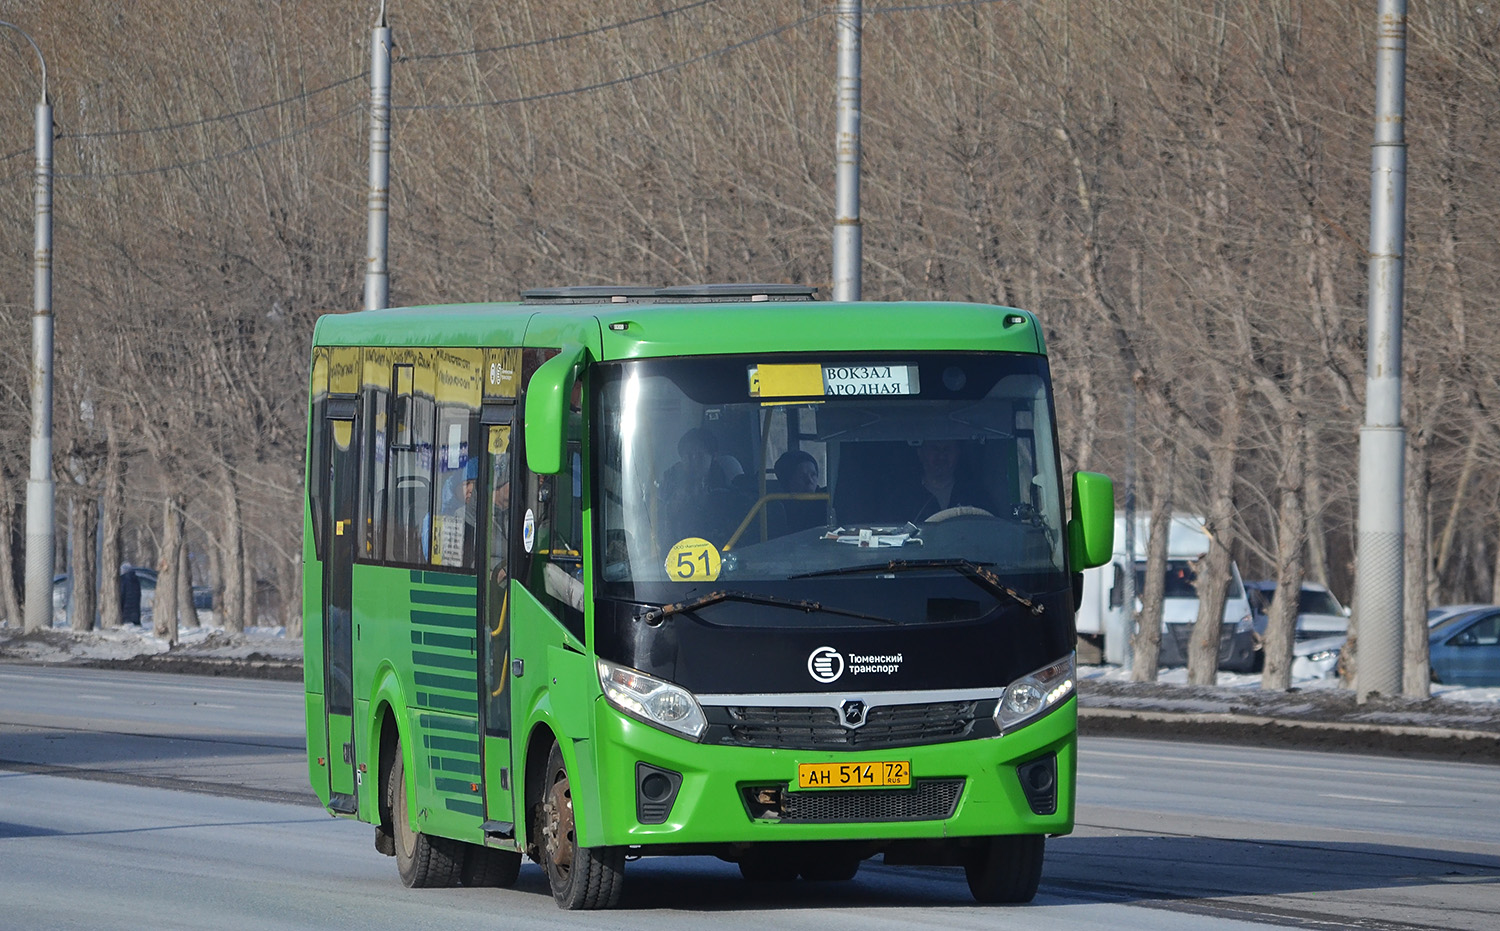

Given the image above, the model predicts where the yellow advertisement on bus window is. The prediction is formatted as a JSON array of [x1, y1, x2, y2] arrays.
[[329, 347, 360, 395], [435, 348, 483, 408], [310, 347, 329, 401], [413, 349, 437, 401], [362, 345, 392, 391]]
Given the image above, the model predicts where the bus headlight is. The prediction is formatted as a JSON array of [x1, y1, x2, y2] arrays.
[[995, 654, 1075, 734], [597, 659, 707, 740]]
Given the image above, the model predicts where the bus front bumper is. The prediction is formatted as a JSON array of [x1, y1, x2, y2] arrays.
[[586, 696, 1077, 849]]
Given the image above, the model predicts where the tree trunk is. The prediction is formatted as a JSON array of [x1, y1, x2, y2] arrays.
[[1403, 431, 1431, 698], [1261, 395, 1308, 692], [1130, 440, 1176, 682], [97, 416, 124, 629], [155, 496, 183, 643], [1187, 396, 1243, 686], [1303, 434, 1330, 587], [69, 497, 99, 632], [219, 462, 246, 632], [178, 539, 199, 629], [1490, 519, 1500, 604], [1432, 431, 1480, 598], [281, 552, 302, 637], [0, 461, 23, 627]]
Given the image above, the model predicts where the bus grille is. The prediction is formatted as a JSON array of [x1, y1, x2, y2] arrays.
[[721, 700, 986, 750], [742, 778, 966, 823]]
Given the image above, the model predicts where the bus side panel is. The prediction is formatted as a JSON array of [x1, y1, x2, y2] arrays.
[[509, 585, 603, 847], [305, 694, 331, 807], [302, 509, 330, 803], [402, 570, 483, 840], [361, 666, 408, 822]]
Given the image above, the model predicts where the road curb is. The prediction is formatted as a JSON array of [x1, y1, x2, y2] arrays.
[[1079, 706, 1500, 763]]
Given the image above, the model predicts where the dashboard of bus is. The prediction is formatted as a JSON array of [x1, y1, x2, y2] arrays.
[[593, 352, 1072, 628]]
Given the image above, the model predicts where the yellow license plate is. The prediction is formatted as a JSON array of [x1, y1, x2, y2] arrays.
[[797, 760, 910, 790]]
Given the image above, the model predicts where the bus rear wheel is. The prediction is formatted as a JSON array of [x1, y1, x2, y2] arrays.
[[389, 740, 464, 888], [536, 741, 624, 909], [964, 834, 1044, 904]]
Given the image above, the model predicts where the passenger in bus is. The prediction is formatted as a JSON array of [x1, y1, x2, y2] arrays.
[[772, 450, 828, 533], [889, 439, 997, 522], [659, 427, 743, 546]]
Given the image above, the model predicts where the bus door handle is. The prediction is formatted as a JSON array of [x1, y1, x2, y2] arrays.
[[511, 659, 524, 678]]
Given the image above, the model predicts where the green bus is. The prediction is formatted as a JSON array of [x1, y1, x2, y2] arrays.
[[303, 284, 1113, 908]]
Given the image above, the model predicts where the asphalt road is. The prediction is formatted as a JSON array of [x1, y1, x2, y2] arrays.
[[2, 665, 1498, 929]]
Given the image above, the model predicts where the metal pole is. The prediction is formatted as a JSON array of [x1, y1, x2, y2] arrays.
[[2, 22, 54, 632], [365, 12, 392, 312], [832, 0, 861, 302], [1354, 0, 1407, 702]]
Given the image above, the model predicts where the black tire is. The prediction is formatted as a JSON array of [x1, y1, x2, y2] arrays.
[[389, 742, 464, 888], [738, 855, 799, 882], [799, 856, 861, 881], [965, 834, 1044, 904], [461, 843, 522, 888], [535, 741, 624, 909]]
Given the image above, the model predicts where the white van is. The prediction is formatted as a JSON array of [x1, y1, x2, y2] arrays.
[[1076, 512, 1258, 670]]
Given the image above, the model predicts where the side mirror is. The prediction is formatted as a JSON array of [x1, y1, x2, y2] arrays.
[[525, 345, 587, 475], [1067, 471, 1114, 571]]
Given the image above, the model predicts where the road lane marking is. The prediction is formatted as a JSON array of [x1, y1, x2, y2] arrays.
[[1319, 792, 1404, 804]]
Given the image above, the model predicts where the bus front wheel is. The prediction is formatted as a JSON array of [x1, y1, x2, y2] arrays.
[[389, 740, 464, 888], [964, 834, 1044, 904], [536, 741, 624, 909]]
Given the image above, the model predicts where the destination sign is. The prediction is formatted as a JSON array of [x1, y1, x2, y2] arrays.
[[749, 363, 920, 398]]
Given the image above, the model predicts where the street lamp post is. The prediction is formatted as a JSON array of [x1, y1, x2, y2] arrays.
[[1, 21, 54, 632]]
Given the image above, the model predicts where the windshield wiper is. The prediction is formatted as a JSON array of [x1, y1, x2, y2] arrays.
[[638, 589, 898, 625], [791, 558, 1045, 616]]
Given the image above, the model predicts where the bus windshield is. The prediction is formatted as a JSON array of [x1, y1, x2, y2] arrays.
[[595, 353, 1068, 625]]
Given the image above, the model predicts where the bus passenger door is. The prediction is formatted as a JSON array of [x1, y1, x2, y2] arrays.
[[323, 399, 359, 813], [480, 423, 517, 835]]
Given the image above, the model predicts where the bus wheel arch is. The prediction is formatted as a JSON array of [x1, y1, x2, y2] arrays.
[[521, 723, 560, 863], [373, 705, 399, 857], [387, 732, 465, 887], [534, 737, 625, 909]]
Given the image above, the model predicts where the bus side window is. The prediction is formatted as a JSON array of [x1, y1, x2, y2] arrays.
[[386, 362, 434, 566], [531, 442, 585, 639]]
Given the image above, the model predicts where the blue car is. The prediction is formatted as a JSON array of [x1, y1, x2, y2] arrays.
[[1429, 607, 1500, 687]]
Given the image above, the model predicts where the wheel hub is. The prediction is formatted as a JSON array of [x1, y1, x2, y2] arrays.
[[542, 777, 575, 870]]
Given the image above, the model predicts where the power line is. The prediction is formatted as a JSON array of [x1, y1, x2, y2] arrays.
[[393, 9, 826, 112], [868, 0, 1009, 14], [56, 71, 369, 141], [2, 0, 1013, 173], [55, 104, 362, 180], [401, 0, 728, 62]]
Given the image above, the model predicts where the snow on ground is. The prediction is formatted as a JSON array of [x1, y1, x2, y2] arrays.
[[0, 617, 304, 665], [1080, 662, 1500, 706]]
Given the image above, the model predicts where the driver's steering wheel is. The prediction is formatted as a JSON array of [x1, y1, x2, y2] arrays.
[[924, 505, 996, 523]]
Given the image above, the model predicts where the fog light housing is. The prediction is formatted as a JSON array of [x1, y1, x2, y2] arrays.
[[635, 762, 683, 824], [1016, 754, 1058, 815]]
